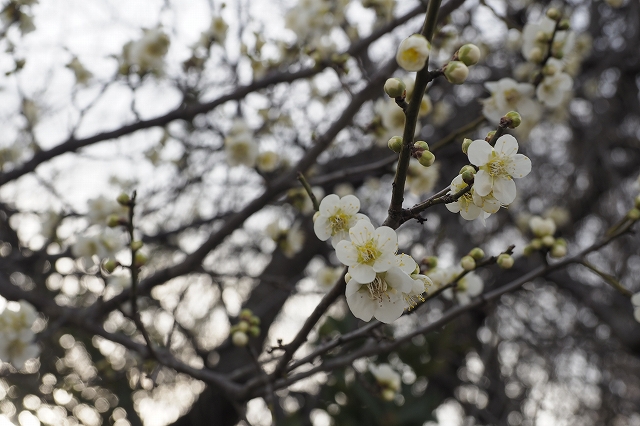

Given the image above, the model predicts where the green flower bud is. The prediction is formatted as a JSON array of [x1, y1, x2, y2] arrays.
[[381, 389, 396, 401], [546, 8, 561, 20], [418, 150, 435, 167], [457, 44, 481, 66], [107, 214, 122, 228], [237, 321, 249, 332], [422, 256, 438, 270], [459, 165, 476, 175], [384, 78, 406, 98], [530, 238, 542, 250], [461, 138, 473, 154], [554, 238, 568, 247], [103, 259, 118, 274], [444, 61, 469, 84], [134, 252, 148, 267], [388, 136, 403, 153], [523, 245, 535, 257], [130, 240, 143, 251], [460, 255, 476, 271], [485, 131, 496, 142], [628, 208, 640, 221], [541, 235, 555, 247], [504, 111, 522, 128], [413, 140, 429, 151], [461, 170, 475, 185], [558, 19, 570, 31], [249, 326, 261, 337], [550, 243, 567, 258], [469, 247, 485, 260], [497, 253, 514, 269], [240, 309, 253, 320], [232, 331, 248, 347], [117, 193, 131, 206], [250, 316, 261, 326]]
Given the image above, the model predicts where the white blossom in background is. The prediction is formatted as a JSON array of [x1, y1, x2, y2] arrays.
[[445, 175, 483, 220], [537, 72, 573, 108], [467, 135, 532, 205], [66, 57, 93, 85], [375, 98, 407, 140], [315, 265, 344, 290], [87, 195, 128, 227], [632, 293, 640, 323], [344, 254, 414, 323], [521, 16, 574, 62], [266, 220, 305, 258], [407, 161, 440, 196], [224, 120, 258, 168], [196, 16, 228, 47], [369, 363, 402, 401], [442, 268, 483, 305], [335, 220, 398, 284], [122, 28, 170, 75], [426, 267, 459, 291], [396, 34, 431, 72], [256, 151, 280, 173], [529, 216, 556, 237], [72, 228, 125, 263], [313, 194, 369, 248], [482, 78, 541, 125], [40, 210, 60, 239], [0, 301, 40, 369]]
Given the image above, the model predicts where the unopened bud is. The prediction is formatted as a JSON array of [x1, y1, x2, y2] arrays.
[[550, 243, 567, 258], [541, 235, 555, 247], [444, 61, 469, 84], [542, 62, 558, 76], [107, 214, 122, 228], [130, 240, 143, 251], [504, 111, 522, 128], [462, 170, 475, 184], [381, 389, 396, 401], [461, 138, 473, 154], [240, 309, 253, 320], [546, 8, 561, 20], [469, 247, 485, 260], [413, 141, 429, 151], [237, 321, 249, 332], [232, 331, 249, 347], [460, 165, 476, 175], [628, 208, 640, 221], [460, 255, 476, 271], [422, 256, 438, 270], [117, 193, 131, 206], [485, 131, 496, 142], [523, 245, 535, 256], [384, 78, 406, 98], [497, 253, 514, 269], [530, 238, 542, 250], [535, 31, 550, 43], [554, 238, 568, 247], [558, 19, 570, 31], [457, 44, 481, 66], [103, 259, 118, 273], [250, 316, 261, 326], [388, 136, 403, 153], [418, 150, 435, 167], [249, 326, 261, 337], [134, 252, 148, 267], [529, 47, 544, 63]]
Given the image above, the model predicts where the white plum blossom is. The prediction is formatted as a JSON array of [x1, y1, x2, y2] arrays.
[[123, 28, 170, 75], [224, 121, 258, 168], [426, 267, 459, 291], [72, 228, 125, 263], [482, 78, 541, 125], [369, 363, 401, 400], [335, 220, 398, 284], [537, 72, 573, 108], [266, 220, 305, 258], [256, 151, 280, 173], [472, 189, 501, 215], [529, 216, 556, 237], [442, 268, 484, 305], [521, 16, 575, 62], [344, 255, 414, 323], [87, 195, 128, 227], [467, 135, 532, 205], [314, 194, 369, 247], [315, 265, 344, 290], [445, 175, 483, 220], [396, 34, 431, 72], [0, 301, 40, 369]]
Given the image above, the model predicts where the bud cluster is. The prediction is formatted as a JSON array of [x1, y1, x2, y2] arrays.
[[523, 216, 567, 258], [411, 140, 435, 167], [231, 309, 261, 347], [445, 44, 481, 85]]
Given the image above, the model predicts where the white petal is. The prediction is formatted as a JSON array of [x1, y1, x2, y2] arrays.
[[330, 230, 350, 248], [460, 203, 482, 220], [446, 202, 461, 213], [350, 264, 376, 284], [375, 226, 398, 254], [346, 291, 375, 322], [395, 253, 417, 274], [313, 217, 332, 241], [349, 220, 374, 245], [493, 176, 517, 204], [631, 292, 640, 307], [373, 251, 397, 273], [494, 134, 518, 157], [467, 140, 493, 166], [509, 154, 532, 178], [339, 195, 360, 215], [335, 241, 359, 266], [385, 267, 414, 294], [345, 279, 361, 297], [374, 298, 406, 324], [474, 170, 493, 196], [319, 194, 340, 216]]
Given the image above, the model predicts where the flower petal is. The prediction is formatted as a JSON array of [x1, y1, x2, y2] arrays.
[[313, 217, 332, 241], [508, 154, 532, 178], [494, 134, 518, 157], [493, 176, 517, 204], [335, 241, 358, 266], [375, 226, 398, 254], [346, 290, 375, 322], [350, 264, 376, 284], [467, 140, 493, 166], [460, 203, 482, 220], [474, 170, 493, 196], [349, 220, 374, 246], [319, 194, 340, 216], [446, 202, 461, 213], [345, 279, 361, 297], [339, 195, 360, 215], [374, 297, 405, 324]]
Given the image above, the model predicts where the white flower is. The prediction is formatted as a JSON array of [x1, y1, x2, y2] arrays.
[[467, 135, 532, 204], [0, 329, 39, 369], [442, 269, 483, 305], [315, 265, 344, 289], [266, 220, 305, 258], [0, 301, 37, 333], [522, 17, 574, 62], [529, 216, 556, 237], [335, 220, 398, 284], [124, 28, 170, 75], [472, 189, 502, 215], [225, 130, 258, 168], [314, 194, 369, 247], [87, 195, 127, 227], [426, 267, 458, 290], [407, 160, 439, 196], [256, 151, 280, 172], [396, 34, 431, 72], [369, 363, 401, 392], [345, 258, 414, 323], [289, 186, 325, 215], [98, 228, 126, 259], [536, 72, 573, 108], [482, 78, 541, 125], [445, 175, 482, 220]]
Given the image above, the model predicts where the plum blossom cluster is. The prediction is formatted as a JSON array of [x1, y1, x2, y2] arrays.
[[446, 134, 531, 221], [370, 363, 402, 401], [311, 194, 432, 323], [120, 28, 171, 76], [523, 215, 567, 258], [0, 300, 40, 369]]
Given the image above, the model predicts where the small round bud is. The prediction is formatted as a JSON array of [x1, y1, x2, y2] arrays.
[[345, 272, 351, 282], [381, 389, 396, 401], [388, 136, 403, 153], [461, 138, 473, 154], [504, 111, 522, 129], [459, 165, 476, 175], [103, 259, 118, 273], [422, 256, 438, 270], [237, 321, 249, 332], [469, 248, 485, 260], [384, 78, 406, 98], [413, 141, 429, 151], [558, 19, 570, 31], [460, 255, 476, 271], [250, 316, 261, 326], [232, 331, 249, 347], [523, 245, 535, 257], [485, 131, 496, 142], [134, 252, 148, 267], [249, 326, 261, 337], [497, 253, 514, 269], [444, 61, 469, 84], [117, 193, 131, 206], [554, 238, 568, 247], [240, 309, 253, 320], [546, 8, 561, 20], [635, 195, 640, 209], [107, 214, 122, 228], [628, 208, 640, 221], [529, 47, 544, 63], [541, 235, 555, 247], [418, 150, 435, 167], [457, 44, 481, 66], [535, 31, 550, 43], [530, 238, 542, 250], [130, 240, 143, 251], [542, 62, 558, 76], [550, 244, 567, 258], [461, 170, 475, 184], [551, 49, 564, 60]]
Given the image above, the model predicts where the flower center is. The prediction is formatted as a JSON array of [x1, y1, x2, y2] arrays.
[[487, 157, 507, 177], [402, 48, 420, 64], [367, 276, 389, 303], [356, 240, 382, 265], [329, 211, 348, 234], [503, 88, 520, 105]]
